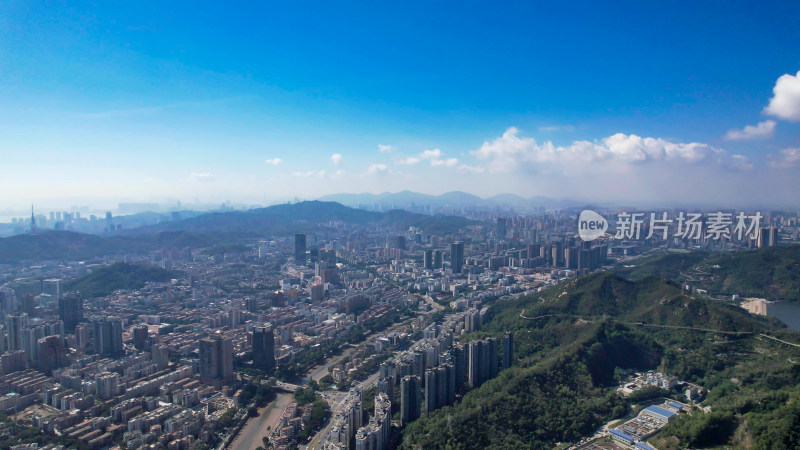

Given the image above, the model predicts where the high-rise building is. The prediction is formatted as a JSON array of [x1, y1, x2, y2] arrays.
[[1, 350, 27, 375], [20, 294, 35, 316], [310, 283, 324, 302], [468, 340, 485, 388], [96, 371, 120, 399], [75, 323, 90, 353], [450, 242, 464, 274], [452, 343, 467, 391], [295, 234, 307, 264], [0, 288, 18, 317], [424, 369, 441, 416], [502, 332, 514, 369], [58, 294, 83, 332], [42, 278, 62, 299], [392, 235, 406, 250], [423, 249, 433, 270], [444, 363, 456, 405], [92, 316, 124, 357], [37, 335, 67, 375], [252, 324, 275, 374], [200, 334, 234, 386], [132, 324, 149, 350], [468, 338, 499, 388], [487, 337, 498, 380], [758, 226, 778, 248], [433, 250, 443, 269], [152, 344, 170, 370], [497, 217, 507, 239], [400, 375, 421, 426], [5, 313, 28, 351]]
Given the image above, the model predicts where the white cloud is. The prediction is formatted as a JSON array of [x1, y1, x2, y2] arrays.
[[420, 149, 443, 160], [457, 164, 486, 174], [378, 144, 393, 153], [265, 158, 282, 166], [412, 148, 461, 167], [292, 170, 326, 177], [723, 120, 776, 140], [396, 156, 421, 165], [430, 157, 459, 167], [472, 127, 750, 173], [330, 153, 343, 165], [366, 163, 389, 175], [190, 172, 213, 181], [769, 148, 800, 169], [764, 70, 800, 122]]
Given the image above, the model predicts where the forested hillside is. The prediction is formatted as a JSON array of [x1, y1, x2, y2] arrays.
[[614, 245, 800, 302], [401, 272, 800, 449], [65, 262, 181, 298]]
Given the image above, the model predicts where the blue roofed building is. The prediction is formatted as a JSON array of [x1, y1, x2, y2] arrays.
[[643, 405, 677, 423], [667, 401, 684, 412], [609, 428, 635, 445]]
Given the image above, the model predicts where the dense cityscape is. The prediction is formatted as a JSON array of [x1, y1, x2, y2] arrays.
[[3, 2, 800, 449], [0, 200, 798, 449]]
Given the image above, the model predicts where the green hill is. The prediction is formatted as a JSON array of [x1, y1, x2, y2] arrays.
[[133, 201, 475, 235], [402, 322, 656, 449], [401, 273, 800, 449], [1, 202, 476, 264], [615, 245, 800, 302], [65, 262, 181, 298]]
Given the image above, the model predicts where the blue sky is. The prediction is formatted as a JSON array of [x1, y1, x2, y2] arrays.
[[1, 1, 800, 211]]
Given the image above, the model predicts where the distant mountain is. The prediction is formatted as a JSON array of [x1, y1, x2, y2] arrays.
[[128, 200, 475, 235], [65, 262, 181, 298], [0, 202, 476, 263], [486, 193, 532, 209], [318, 190, 581, 211]]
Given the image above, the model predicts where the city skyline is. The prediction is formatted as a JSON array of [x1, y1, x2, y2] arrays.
[[2, 2, 800, 209]]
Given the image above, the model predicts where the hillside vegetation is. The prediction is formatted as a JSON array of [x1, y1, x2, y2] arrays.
[[615, 245, 800, 302], [401, 272, 800, 449], [65, 262, 180, 298]]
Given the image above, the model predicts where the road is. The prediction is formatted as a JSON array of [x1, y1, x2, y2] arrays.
[[230, 316, 414, 450], [230, 391, 293, 450], [422, 294, 446, 312], [305, 370, 382, 450], [231, 349, 357, 450], [303, 346, 357, 384], [519, 309, 756, 335], [520, 310, 800, 347], [759, 333, 800, 348]]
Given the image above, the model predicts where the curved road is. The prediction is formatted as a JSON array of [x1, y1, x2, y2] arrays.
[[517, 309, 800, 341]]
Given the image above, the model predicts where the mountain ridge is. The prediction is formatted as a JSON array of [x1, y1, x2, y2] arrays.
[[317, 190, 583, 210], [0, 201, 476, 263]]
